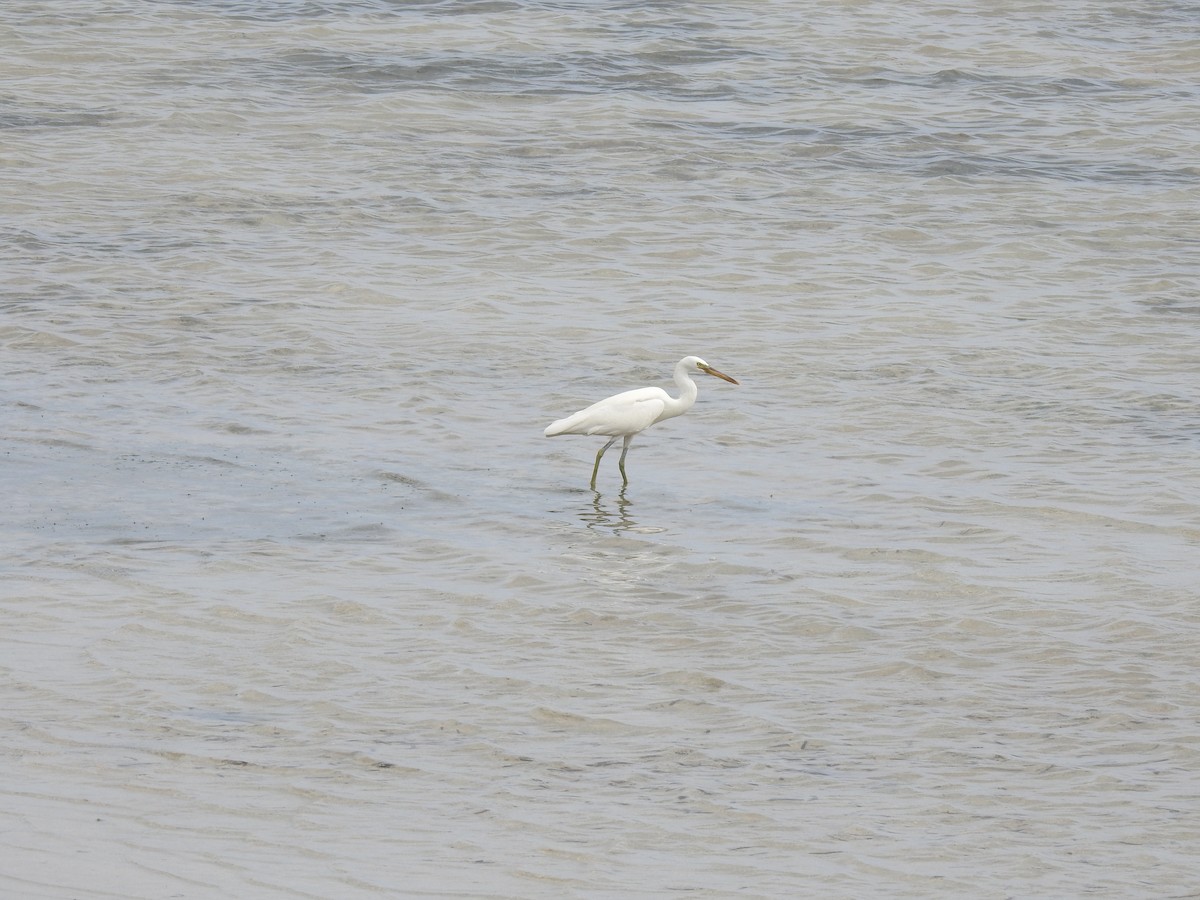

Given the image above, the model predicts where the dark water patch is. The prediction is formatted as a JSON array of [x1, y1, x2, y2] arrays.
[[159, 0, 686, 21], [646, 119, 1200, 186], [879, 150, 1200, 186], [1140, 296, 1200, 318], [266, 47, 753, 101], [0, 109, 113, 129], [846, 67, 1162, 102], [4, 225, 208, 258]]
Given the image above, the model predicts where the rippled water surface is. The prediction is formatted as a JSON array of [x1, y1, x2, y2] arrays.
[[4, 1, 1200, 897]]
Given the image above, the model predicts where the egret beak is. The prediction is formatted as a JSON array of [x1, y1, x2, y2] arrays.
[[698, 364, 739, 385]]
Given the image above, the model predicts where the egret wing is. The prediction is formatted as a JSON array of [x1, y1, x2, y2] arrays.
[[545, 387, 668, 437]]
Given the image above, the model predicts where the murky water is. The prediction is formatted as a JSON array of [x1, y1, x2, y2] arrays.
[[3, 1, 1200, 897]]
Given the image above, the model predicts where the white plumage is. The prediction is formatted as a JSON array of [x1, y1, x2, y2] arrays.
[[545, 355, 739, 488]]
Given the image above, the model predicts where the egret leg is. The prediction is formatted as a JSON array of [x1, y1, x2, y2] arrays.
[[591, 437, 619, 489], [617, 434, 633, 485]]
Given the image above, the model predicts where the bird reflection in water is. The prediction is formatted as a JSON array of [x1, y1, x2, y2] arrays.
[[575, 488, 670, 535], [579, 488, 637, 533]]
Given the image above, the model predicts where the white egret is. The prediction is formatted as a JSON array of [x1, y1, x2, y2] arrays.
[[544, 355, 739, 489]]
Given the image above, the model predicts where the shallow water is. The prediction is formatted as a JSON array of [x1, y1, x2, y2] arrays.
[[3, 1, 1200, 897]]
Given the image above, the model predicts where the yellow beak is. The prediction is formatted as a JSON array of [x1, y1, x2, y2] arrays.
[[699, 364, 738, 385]]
